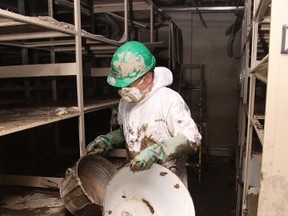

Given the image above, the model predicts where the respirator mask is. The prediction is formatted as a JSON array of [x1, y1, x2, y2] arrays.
[[118, 76, 150, 103]]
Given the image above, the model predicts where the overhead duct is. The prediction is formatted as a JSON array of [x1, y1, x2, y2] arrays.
[[159, 6, 244, 13]]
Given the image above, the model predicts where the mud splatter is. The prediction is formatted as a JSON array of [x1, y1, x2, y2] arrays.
[[174, 184, 180, 189], [121, 211, 133, 216], [160, 172, 168, 176], [142, 198, 155, 214], [141, 135, 157, 150], [128, 127, 134, 135], [132, 123, 157, 150]]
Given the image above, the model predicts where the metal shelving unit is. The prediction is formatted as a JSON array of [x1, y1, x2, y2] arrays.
[[237, 0, 288, 215], [0, 1, 88, 188], [0, 0, 176, 189]]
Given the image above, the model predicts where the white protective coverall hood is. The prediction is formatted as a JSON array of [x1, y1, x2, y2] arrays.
[[117, 66, 201, 185]]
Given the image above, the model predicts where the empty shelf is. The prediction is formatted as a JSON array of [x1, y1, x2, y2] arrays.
[[84, 98, 119, 113]]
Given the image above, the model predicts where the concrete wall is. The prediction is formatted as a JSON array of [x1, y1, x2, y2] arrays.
[[161, 12, 241, 156]]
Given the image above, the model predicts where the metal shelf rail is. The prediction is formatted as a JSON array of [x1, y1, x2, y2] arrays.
[[179, 64, 207, 181]]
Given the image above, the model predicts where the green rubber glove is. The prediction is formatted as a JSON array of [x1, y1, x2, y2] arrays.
[[130, 134, 197, 171], [86, 128, 125, 154]]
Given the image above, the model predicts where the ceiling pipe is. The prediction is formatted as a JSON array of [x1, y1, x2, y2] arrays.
[[159, 6, 244, 13]]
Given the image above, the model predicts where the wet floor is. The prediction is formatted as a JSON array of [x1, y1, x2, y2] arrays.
[[188, 156, 236, 216]]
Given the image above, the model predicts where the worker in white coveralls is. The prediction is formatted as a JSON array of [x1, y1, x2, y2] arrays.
[[86, 40, 201, 187]]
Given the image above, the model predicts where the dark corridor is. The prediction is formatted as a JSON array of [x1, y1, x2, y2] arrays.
[[188, 156, 236, 216]]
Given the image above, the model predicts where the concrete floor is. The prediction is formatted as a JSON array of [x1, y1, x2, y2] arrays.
[[0, 156, 236, 216]]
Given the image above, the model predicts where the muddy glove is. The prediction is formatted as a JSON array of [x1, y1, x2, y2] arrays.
[[86, 128, 125, 154], [130, 134, 197, 171]]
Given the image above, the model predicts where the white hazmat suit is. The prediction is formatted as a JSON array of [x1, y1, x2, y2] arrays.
[[117, 66, 202, 186]]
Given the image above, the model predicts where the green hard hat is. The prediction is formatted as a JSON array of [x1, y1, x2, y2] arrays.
[[107, 41, 156, 87]]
